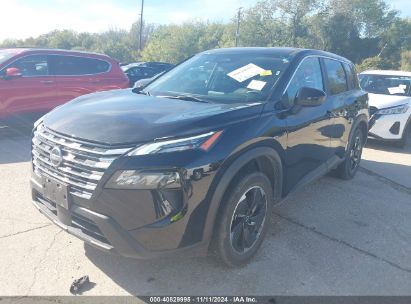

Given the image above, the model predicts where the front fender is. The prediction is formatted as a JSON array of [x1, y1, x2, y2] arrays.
[[201, 144, 283, 246]]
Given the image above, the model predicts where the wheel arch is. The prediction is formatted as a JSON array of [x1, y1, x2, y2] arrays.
[[347, 114, 369, 151], [202, 142, 284, 247]]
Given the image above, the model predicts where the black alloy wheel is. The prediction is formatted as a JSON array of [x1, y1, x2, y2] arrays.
[[229, 186, 267, 253]]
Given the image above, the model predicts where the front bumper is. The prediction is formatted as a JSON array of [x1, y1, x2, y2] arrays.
[[369, 111, 410, 140], [30, 159, 216, 259]]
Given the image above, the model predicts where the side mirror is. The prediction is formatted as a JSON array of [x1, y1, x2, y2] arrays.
[[5, 67, 23, 79], [295, 87, 326, 107], [133, 79, 149, 90]]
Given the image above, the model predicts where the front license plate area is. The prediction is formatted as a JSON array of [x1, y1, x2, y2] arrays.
[[42, 176, 70, 209]]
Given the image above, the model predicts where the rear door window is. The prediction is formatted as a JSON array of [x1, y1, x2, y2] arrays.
[[50, 55, 110, 76], [323, 58, 348, 95]]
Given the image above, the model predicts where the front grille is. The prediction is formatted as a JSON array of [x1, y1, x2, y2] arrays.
[[32, 124, 132, 199]]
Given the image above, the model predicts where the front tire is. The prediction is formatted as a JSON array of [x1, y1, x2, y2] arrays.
[[213, 172, 274, 267], [336, 128, 364, 180]]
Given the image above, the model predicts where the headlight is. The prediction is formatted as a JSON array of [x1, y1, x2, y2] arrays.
[[106, 170, 181, 189], [376, 104, 409, 115], [128, 130, 223, 156], [33, 116, 45, 129]]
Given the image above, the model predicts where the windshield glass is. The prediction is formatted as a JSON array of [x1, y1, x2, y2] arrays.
[[0, 50, 17, 66], [144, 52, 292, 103], [359, 74, 411, 96]]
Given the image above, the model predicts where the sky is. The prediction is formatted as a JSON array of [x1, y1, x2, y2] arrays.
[[1, 0, 410, 41]]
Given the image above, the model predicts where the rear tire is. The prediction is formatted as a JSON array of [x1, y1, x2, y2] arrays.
[[213, 172, 274, 267], [335, 128, 364, 180]]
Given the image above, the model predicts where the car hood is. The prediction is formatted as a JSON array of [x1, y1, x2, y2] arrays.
[[368, 93, 411, 109], [43, 89, 264, 145]]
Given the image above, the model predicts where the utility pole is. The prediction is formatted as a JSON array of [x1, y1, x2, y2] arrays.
[[139, 0, 144, 52], [235, 7, 243, 47], [377, 42, 388, 58]]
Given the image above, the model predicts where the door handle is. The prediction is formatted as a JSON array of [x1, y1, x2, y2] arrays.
[[40, 80, 54, 84]]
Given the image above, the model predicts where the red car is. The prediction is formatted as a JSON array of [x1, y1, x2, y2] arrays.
[[0, 48, 129, 119]]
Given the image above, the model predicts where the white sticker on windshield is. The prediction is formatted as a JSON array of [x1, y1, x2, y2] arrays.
[[247, 80, 266, 91], [228, 63, 265, 82], [399, 84, 407, 89], [388, 86, 405, 94]]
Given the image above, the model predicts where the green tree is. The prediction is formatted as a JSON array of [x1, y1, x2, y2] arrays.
[[275, 0, 321, 47], [378, 18, 411, 69], [400, 51, 411, 71], [356, 56, 390, 72], [0, 0, 408, 68], [141, 22, 225, 63]]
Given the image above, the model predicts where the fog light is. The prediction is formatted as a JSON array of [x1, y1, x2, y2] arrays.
[[106, 171, 181, 189]]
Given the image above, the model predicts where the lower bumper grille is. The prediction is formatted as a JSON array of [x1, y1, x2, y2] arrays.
[[71, 212, 110, 245], [35, 192, 110, 246]]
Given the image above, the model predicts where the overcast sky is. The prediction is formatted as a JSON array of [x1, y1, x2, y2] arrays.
[[1, 0, 410, 41]]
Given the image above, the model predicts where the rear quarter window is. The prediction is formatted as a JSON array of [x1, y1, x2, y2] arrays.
[[343, 63, 358, 90]]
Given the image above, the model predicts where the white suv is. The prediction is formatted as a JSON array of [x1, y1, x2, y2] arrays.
[[359, 70, 411, 147]]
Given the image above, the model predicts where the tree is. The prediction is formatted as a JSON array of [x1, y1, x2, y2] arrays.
[[378, 18, 411, 69], [356, 56, 390, 72], [401, 51, 411, 71], [230, 1, 285, 47], [141, 22, 225, 63], [274, 0, 321, 47], [327, 0, 397, 37], [0, 0, 408, 68]]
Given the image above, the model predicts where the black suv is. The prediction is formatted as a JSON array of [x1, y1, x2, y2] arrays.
[[121, 62, 174, 87], [31, 48, 368, 266]]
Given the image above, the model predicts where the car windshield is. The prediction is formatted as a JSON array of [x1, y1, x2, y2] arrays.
[[359, 74, 411, 96], [143, 52, 292, 104], [0, 50, 17, 65]]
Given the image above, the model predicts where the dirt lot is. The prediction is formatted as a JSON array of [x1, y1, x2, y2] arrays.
[[0, 126, 410, 296]]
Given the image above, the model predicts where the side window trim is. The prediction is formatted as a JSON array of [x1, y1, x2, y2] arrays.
[[342, 62, 354, 91], [319, 57, 328, 94], [350, 64, 360, 90]]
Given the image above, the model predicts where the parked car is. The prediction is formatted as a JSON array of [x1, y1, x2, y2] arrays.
[[0, 48, 129, 120], [122, 61, 174, 86], [30, 47, 368, 266], [359, 70, 411, 147]]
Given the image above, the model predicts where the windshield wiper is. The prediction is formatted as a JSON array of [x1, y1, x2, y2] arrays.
[[158, 94, 210, 103]]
